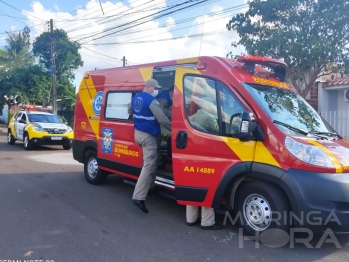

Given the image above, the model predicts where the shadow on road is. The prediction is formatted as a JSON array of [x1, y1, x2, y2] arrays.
[[0, 170, 348, 261], [0, 139, 68, 152]]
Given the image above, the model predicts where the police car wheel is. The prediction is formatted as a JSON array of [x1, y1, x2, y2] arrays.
[[84, 150, 107, 185], [235, 181, 290, 242], [63, 144, 72, 150], [7, 130, 16, 145], [23, 133, 32, 150]]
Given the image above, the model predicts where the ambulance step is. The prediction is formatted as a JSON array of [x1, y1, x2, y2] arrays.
[[123, 178, 176, 200], [156, 189, 176, 200], [123, 179, 136, 186]]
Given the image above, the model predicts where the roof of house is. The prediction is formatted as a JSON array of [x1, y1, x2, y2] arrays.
[[324, 74, 349, 87]]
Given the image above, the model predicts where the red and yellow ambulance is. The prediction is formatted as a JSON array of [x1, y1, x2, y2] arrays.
[[73, 55, 349, 236]]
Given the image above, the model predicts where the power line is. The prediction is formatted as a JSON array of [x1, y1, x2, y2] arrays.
[[0, 10, 27, 25], [0, 0, 46, 21], [0, 21, 46, 35], [82, 46, 123, 60], [56, 0, 140, 30], [82, 29, 230, 45], [78, 0, 214, 44], [0, 12, 43, 21], [64, 0, 184, 33], [65, 0, 158, 34], [71, 4, 245, 42], [79, 51, 123, 65]]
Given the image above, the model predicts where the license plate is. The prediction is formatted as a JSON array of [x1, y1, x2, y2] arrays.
[[51, 137, 62, 140]]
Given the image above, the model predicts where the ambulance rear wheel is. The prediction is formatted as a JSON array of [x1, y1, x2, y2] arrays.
[[235, 181, 290, 244], [84, 150, 107, 185]]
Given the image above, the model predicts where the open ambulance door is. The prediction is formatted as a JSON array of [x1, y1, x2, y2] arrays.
[[171, 66, 257, 208]]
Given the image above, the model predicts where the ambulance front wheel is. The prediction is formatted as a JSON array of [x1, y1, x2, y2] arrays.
[[234, 181, 291, 241], [84, 150, 108, 185]]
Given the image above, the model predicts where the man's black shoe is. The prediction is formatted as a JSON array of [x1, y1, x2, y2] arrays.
[[186, 218, 200, 226], [200, 223, 222, 230], [131, 199, 149, 214]]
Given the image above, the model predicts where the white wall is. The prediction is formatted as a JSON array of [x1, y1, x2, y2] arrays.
[[318, 82, 329, 112], [0, 104, 9, 123], [337, 88, 349, 111]]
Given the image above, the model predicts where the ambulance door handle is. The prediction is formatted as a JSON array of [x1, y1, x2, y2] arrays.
[[176, 131, 187, 149]]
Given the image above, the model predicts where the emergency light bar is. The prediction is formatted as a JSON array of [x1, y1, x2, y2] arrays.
[[23, 105, 51, 112], [237, 55, 288, 82]]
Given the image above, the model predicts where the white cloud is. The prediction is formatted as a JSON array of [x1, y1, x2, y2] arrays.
[[53, 4, 60, 12], [166, 17, 175, 29], [24, 0, 241, 88], [211, 5, 223, 14]]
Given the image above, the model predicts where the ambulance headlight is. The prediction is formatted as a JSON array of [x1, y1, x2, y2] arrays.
[[67, 126, 73, 133], [284, 136, 334, 168]]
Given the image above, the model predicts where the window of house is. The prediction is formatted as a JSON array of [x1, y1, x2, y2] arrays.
[[105, 92, 134, 120], [183, 75, 246, 137]]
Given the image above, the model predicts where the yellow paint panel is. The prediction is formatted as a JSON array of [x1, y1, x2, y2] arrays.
[[78, 77, 100, 140], [175, 68, 201, 94], [307, 140, 342, 173], [254, 141, 281, 167], [176, 57, 199, 64], [221, 137, 255, 161], [139, 66, 154, 81]]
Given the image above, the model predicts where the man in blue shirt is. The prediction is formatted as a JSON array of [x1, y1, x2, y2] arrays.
[[129, 78, 172, 213], [156, 86, 173, 119]]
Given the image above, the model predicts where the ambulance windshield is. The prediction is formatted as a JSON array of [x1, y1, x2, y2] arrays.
[[242, 83, 338, 137]]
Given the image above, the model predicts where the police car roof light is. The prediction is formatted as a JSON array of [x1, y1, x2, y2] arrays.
[[23, 105, 51, 113], [23, 105, 35, 111], [236, 55, 288, 82]]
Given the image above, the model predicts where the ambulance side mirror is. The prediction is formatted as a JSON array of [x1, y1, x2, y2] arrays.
[[238, 112, 252, 142]]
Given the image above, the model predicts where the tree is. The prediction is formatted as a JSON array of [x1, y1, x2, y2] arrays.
[[0, 49, 7, 66], [3, 26, 33, 68], [32, 29, 83, 82], [0, 65, 51, 106], [226, 0, 349, 98], [32, 29, 81, 109]]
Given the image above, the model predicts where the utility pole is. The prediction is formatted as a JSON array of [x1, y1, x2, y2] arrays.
[[50, 19, 57, 115], [123, 56, 126, 67]]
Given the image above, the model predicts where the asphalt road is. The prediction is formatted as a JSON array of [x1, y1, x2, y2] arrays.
[[1, 126, 349, 262]]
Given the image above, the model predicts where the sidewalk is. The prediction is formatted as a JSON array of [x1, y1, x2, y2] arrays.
[[0, 123, 8, 132]]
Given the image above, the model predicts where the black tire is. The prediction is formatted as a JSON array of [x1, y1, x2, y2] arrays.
[[63, 143, 72, 150], [234, 181, 291, 244], [7, 130, 15, 145], [23, 133, 32, 150], [84, 150, 107, 185]]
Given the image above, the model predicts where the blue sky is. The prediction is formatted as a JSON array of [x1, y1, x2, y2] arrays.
[[0, 0, 247, 91]]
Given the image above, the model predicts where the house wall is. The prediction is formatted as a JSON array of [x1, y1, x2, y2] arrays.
[[318, 82, 327, 112], [317, 82, 338, 112], [329, 90, 338, 111], [336, 88, 349, 111], [0, 104, 9, 123]]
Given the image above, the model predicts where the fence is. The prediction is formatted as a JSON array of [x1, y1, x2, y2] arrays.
[[320, 111, 349, 140]]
